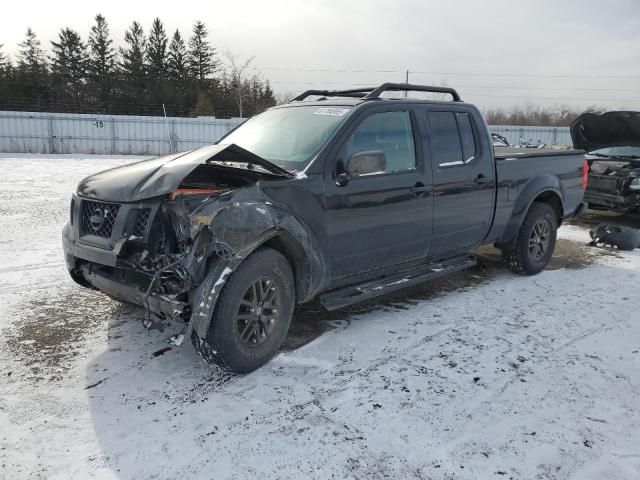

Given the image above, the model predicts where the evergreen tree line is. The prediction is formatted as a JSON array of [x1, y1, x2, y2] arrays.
[[0, 15, 276, 117]]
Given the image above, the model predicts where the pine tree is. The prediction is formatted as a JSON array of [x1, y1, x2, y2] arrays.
[[249, 76, 261, 117], [165, 30, 192, 115], [16, 28, 49, 108], [119, 21, 147, 101], [0, 44, 9, 83], [188, 21, 217, 83], [167, 30, 188, 83], [87, 14, 116, 107], [147, 18, 168, 79], [260, 80, 276, 111], [50, 27, 88, 101], [17, 28, 47, 76]]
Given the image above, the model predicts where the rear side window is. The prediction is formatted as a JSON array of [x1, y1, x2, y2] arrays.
[[428, 112, 463, 167], [428, 111, 478, 167], [456, 112, 476, 163]]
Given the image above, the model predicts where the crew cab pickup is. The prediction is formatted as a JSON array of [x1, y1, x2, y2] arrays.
[[571, 111, 640, 212], [63, 83, 586, 373]]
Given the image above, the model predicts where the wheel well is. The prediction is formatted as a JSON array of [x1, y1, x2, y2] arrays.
[[260, 233, 309, 303], [496, 190, 564, 251], [533, 191, 563, 225]]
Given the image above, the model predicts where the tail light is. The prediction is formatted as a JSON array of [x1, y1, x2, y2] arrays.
[[581, 160, 589, 190]]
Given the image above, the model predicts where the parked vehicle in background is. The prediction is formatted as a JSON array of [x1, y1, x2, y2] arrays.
[[571, 111, 640, 213], [63, 83, 586, 373], [491, 132, 511, 147]]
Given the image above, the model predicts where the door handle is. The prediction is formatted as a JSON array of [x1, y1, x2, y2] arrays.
[[410, 183, 430, 196], [474, 174, 490, 185]]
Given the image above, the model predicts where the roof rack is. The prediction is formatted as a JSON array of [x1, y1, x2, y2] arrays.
[[291, 87, 377, 101], [291, 83, 461, 102]]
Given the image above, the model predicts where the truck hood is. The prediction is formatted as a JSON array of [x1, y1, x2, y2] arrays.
[[571, 111, 640, 152], [77, 143, 294, 202]]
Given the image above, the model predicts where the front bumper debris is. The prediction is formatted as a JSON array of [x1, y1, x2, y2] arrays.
[[63, 221, 190, 329], [584, 190, 639, 211], [79, 264, 190, 326]]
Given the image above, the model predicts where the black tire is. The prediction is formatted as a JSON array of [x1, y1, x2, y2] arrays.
[[502, 202, 558, 275], [191, 248, 295, 373]]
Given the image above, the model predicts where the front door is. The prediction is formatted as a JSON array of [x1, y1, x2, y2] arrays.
[[325, 108, 432, 279]]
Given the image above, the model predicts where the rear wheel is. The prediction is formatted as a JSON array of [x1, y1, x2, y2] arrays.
[[191, 248, 295, 373], [502, 202, 557, 275]]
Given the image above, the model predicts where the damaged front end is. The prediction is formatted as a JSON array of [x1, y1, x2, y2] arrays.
[[584, 160, 640, 211], [571, 111, 640, 211], [62, 144, 313, 336]]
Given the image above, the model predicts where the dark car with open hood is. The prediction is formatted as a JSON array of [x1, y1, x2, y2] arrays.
[[63, 83, 586, 373], [571, 111, 640, 212]]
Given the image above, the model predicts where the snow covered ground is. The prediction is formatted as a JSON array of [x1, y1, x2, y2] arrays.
[[1, 154, 639, 480]]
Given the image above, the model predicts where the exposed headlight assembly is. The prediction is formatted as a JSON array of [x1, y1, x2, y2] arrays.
[[629, 178, 640, 190]]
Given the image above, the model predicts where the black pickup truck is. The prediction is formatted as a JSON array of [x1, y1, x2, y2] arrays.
[[63, 83, 586, 373]]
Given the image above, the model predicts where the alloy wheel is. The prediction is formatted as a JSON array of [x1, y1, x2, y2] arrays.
[[236, 276, 281, 347], [528, 219, 551, 261]]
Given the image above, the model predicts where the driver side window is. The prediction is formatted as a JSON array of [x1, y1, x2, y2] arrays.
[[340, 111, 416, 176]]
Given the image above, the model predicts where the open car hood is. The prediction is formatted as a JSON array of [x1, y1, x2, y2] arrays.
[[77, 143, 293, 202], [571, 111, 640, 152]]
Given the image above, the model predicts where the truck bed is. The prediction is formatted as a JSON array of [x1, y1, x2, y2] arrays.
[[485, 147, 586, 246]]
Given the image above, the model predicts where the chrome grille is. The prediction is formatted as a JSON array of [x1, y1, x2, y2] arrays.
[[81, 200, 120, 238]]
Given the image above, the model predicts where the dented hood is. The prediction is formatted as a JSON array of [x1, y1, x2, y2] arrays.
[[571, 111, 640, 152], [77, 143, 293, 202]]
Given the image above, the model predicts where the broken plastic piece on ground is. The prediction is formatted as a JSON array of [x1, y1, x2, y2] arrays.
[[142, 314, 166, 332], [84, 377, 109, 390], [588, 224, 640, 251], [167, 331, 185, 347], [151, 346, 172, 358]]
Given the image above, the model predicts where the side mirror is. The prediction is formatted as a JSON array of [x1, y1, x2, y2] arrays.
[[346, 150, 386, 177]]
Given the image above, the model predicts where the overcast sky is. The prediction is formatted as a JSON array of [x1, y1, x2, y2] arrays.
[[2, 0, 640, 110]]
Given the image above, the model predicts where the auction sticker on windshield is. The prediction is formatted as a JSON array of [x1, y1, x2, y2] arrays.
[[314, 107, 350, 116]]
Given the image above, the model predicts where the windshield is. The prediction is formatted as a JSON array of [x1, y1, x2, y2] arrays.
[[590, 146, 640, 158], [219, 105, 353, 172]]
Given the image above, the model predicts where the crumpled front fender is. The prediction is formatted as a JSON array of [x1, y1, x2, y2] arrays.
[[184, 190, 326, 339], [190, 260, 237, 339]]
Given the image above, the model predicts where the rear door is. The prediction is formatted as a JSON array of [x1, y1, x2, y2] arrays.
[[324, 107, 433, 279], [425, 109, 495, 255]]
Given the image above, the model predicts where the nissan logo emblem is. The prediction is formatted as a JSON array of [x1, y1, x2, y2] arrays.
[[89, 208, 106, 231]]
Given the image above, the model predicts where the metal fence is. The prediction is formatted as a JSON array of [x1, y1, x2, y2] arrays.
[[489, 124, 572, 147], [0, 111, 245, 155], [0, 110, 574, 156]]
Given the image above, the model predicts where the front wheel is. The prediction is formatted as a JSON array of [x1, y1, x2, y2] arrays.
[[191, 248, 295, 373], [502, 202, 558, 275]]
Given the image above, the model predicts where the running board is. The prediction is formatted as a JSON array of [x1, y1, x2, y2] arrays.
[[319, 255, 477, 311]]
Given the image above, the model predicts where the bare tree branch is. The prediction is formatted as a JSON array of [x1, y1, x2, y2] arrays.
[[223, 50, 255, 118]]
